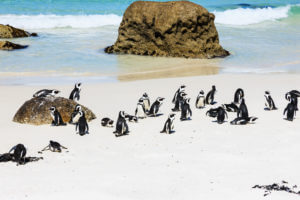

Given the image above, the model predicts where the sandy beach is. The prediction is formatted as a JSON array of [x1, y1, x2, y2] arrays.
[[1, 74, 299, 200]]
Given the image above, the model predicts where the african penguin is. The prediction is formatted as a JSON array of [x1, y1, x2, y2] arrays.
[[101, 118, 114, 127], [205, 85, 216, 105], [195, 90, 205, 109], [135, 98, 147, 119], [69, 104, 82, 124], [206, 107, 219, 118], [49, 106, 66, 126], [234, 88, 244, 104], [9, 144, 26, 165], [113, 111, 129, 137], [222, 103, 239, 112], [216, 106, 228, 124], [161, 113, 176, 134], [41, 141, 67, 153], [286, 90, 300, 111], [125, 114, 138, 123], [148, 97, 165, 117], [69, 83, 81, 101], [264, 91, 277, 110], [283, 102, 297, 121], [172, 85, 186, 111], [180, 98, 192, 121], [75, 110, 89, 136], [237, 98, 248, 118], [140, 93, 151, 113], [33, 89, 60, 98]]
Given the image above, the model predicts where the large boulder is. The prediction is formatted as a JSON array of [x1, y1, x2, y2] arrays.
[[105, 1, 229, 58], [13, 97, 96, 125], [0, 41, 28, 50], [0, 24, 37, 38]]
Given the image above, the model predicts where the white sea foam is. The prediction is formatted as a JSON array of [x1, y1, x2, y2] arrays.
[[214, 5, 291, 25], [0, 14, 122, 29]]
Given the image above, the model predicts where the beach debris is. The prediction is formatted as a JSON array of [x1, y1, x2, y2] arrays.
[[105, 1, 229, 58], [0, 24, 37, 38], [13, 97, 96, 125], [0, 41, 28, 50], [253, 181, 300, 196]]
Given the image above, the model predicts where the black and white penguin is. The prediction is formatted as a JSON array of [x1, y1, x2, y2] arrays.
[[237, 98, 248, 118], [33, 89, 60, 98], [172, 85, 186, 111], [113, 111, 129, 137], [69, 83, 81, 101], [205, 85, 216, 105], [49, 106, 66, 126], [206, 107, 219, 118], [216, 106, 228, 124], [230, 117, 258, 125], [222, 103, 239, 112], [234, 88, 244, 104], [9, 144, 26, 165], [74, 110, 89, 136], [180, 98, 192, 121], [101, 118, 114, 127], [125, 114, 138, 123], [195, 90, 206, 109], [161, 113, 176, 134], [135, 98, 147, 119], [148, 97, 165, 117], [283, 102, 297, 121], [285, 90, 300, 111], [264, 91, 277, 110], [140, 93, 151, 113], [69, 104, 82, 124], [41, 141, 67, 153]]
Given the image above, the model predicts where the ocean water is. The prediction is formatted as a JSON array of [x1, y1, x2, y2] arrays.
[[0, 0, 299, 85]]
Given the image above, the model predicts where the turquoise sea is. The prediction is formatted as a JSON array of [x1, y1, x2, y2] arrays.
[[0, 0, 299, 85]]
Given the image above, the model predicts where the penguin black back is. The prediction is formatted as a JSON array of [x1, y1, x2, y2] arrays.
[[205, 85, 216, 105], [237, 98, 248, 118], [234, 88, 244, 104]]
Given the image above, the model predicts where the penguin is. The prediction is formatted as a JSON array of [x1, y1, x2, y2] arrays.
[[283, 102, 297, 121], [69, 83, 81, 101], [41, 141, 67, 153], [101, 118, 114, 127], [140, 93, 151, 113], [286, 90, 300, 111], [135, 98, 147, 119], [49, 106, 66, 126], [33, 89, 60, 98], [206, 107, 219, 118], [113, 111, 129, 137], [216, 106, 228, 124], [161, 113, 176, 134], [69, 104, 82, 124], [172, 85, 186, 111], [264, 91, 277, 110], [75, 110, 89, 136], [180, 98, 192, 121], [148, 97, 165, 117], [237, 98, 248, 118], [125, 114, 138, 123], [205, 85, 216, 105], [222, 103, 239, 112], [230, 117, 258, 125], [195, 90, 205, 109], [9, 144, 26, 165], [234, 88, 244, 104]]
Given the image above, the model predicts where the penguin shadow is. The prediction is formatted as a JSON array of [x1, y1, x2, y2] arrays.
[[264, 107, 278, 111], [283, 118, 295, 122], [147, 113, 164, 117], [114, 132, 130, 137], [160, 130, 175, 134], [180, 118, 192, 121], [209, 101, 217, 105], [212, 120, 227, 124]]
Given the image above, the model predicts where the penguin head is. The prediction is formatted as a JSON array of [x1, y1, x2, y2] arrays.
[[241, 98, 245, 104], [185, 98, 191, 104], [180, 92, 187, 98], [119, 111, 125, 118], [285, 93, 291, 101], [169, 113, 176, 119], [52, 90, 60, 96], [157, 97, 165, 103], [49, 106, 56, 112], [75, 104, 82, 112], [212, 85, 216, 90], [138, 98, 144, 104], [143, 93, 148, 98], [179, 85, 186, 92], [199, 90, 204, 95], [265, 91, 270, 95], [75, 83, 82, 89]]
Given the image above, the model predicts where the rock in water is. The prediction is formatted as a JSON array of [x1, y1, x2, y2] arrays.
[[0, 41, 28, 50], [0, 24, 38, 38], [13, 97, 96, 125], [105, 1, 229, 58]]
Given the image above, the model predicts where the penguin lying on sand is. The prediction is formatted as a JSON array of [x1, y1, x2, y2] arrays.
[[41, 141, 67, 153], [101, 118, 114, 127], [33, 89, 60, 98]]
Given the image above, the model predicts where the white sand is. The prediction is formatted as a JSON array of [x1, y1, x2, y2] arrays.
[[0, 74, 300, 200]]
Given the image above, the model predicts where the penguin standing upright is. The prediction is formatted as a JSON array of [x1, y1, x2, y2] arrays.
[[180, 98, 192, 121], [49, 106, 66, 126], [148, 97, 165, 117], [161, 114, 176, 134], [172, 85, 186, 111], [217, 106, 228, 124], [286, 90, 300, 111], [205, 85, 216, 105], [9, 144, 26, 165], [264, 91, 277, 110], [135, 98, 147, 119], [140, 93, 151, 113], [237, 98, 248, 118], [74, 110, 89, 136], [114, 111, 129, 137], [284, 102, 297, 121], [69, 83, 81, 101], [195, 90, 205, 109], [69, 104, 82, 124], [234, 88, 244, 104]]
